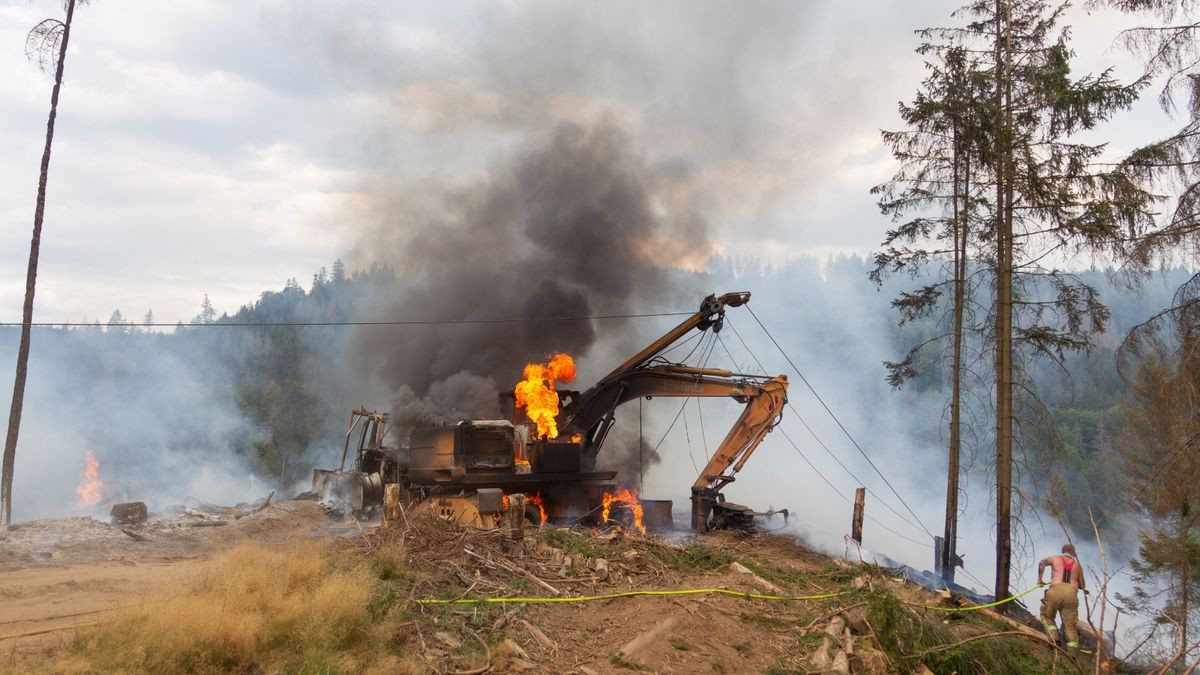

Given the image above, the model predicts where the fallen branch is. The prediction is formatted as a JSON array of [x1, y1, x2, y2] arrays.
[[519, 618, 558, 654], [793, 602, 868, 634], [616, 616, 677, 660], [119, 528, 148, 541]]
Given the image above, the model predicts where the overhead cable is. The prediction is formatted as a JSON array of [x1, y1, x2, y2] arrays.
[[745, 305, 936, 538], [0, 311, 694, 329], [726, 316, 934, 539]]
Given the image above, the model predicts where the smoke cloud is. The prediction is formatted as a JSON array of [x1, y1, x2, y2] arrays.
[[2, 327, 269, 522], [352, 121, 712, 433]]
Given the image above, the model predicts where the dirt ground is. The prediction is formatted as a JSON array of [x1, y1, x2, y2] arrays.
[[0, 500, 355, 658], [1, 502, 1067, 674]]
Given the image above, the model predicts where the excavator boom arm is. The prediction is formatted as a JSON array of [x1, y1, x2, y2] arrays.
[[554, 291, 790, 531], [691, 375, 787, 492]]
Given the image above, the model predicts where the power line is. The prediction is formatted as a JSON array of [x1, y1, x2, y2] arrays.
[[726, 316, 934, 538], [779, 427, 932, 549], [0, 312, 695, 329], [723, 317, 934, 547], [745, 305, 937, 539], [786, 404, 933, 537]]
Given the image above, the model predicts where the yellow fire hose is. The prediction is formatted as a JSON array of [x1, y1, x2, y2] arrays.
[[418, 588, 850, 605], [904, 584, 1042, 612], [418, 583, 1042, 611]]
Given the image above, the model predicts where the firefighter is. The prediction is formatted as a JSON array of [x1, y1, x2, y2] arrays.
[[1036, 543, 1088, 649]]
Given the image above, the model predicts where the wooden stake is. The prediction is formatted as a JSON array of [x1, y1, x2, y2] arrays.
[[509, 493, 526, 552], [852, 487, 865, 545], [382, 483, 401, 528]]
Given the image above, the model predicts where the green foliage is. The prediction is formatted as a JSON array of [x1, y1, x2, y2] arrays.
[[867, 593, 1053, 674], [650, 542, 735, 575]]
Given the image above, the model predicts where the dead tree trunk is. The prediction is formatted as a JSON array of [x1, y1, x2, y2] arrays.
[[2, 0, 78, 527]]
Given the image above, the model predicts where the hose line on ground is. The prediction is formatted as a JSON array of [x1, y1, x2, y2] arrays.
[[417, 588, 851, 605], [904, 584, 1042, 612], [417, 584, 1042, 612]]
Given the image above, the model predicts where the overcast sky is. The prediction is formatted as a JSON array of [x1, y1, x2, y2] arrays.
[[0, 0, 1175, 325]]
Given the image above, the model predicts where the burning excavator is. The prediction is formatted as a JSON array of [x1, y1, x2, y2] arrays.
[[313, 291, 789, 532]]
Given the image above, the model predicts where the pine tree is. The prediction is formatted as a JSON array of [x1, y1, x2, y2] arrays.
[[1093, 0, 1200, 273], [2, 0, 88, 526], [107, 309, 126, 333], [192, 295, 216, 325], [331, 258, 347, 284]]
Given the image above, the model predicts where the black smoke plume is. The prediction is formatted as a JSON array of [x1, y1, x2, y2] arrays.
[[355, 121, 712, 441]]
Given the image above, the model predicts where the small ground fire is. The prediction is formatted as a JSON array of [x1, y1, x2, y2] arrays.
[[75, 450, 103, 508], [602, 487, 646, 534]]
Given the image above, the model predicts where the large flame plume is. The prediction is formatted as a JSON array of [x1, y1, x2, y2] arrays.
[[75, 450, 103, 508], [601, 487, 646, 535], [514, 353, 576, 439]]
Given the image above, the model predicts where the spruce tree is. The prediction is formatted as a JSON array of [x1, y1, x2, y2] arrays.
[[883, 0, 1155, 600], [1115, 276, 1200, 652], [873, 40, 993, 583]]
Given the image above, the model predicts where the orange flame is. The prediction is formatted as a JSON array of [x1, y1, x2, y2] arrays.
[[528, 493, 548, 524], [497, 493, 548, 524], [75, 451, 103, 508], [601, 488, 646, 535], [514, 353, 576, 439]]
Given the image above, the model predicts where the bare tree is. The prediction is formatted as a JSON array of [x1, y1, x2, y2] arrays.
[[1, 0, 87, 527]]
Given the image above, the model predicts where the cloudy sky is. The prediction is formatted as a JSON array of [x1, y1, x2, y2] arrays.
[[0, 0, 1174, 325]]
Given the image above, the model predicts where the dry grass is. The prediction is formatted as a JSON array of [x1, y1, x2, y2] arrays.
[[32, 542, 425, 674]]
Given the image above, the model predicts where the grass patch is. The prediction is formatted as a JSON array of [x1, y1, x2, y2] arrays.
[[816, 562, 862, 584], [538, 527, 631, 559], [732, 640, 751, 657], [648, 543, 735, 575], [35, 542, 427, 674], [738, 558, 813, 590]]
